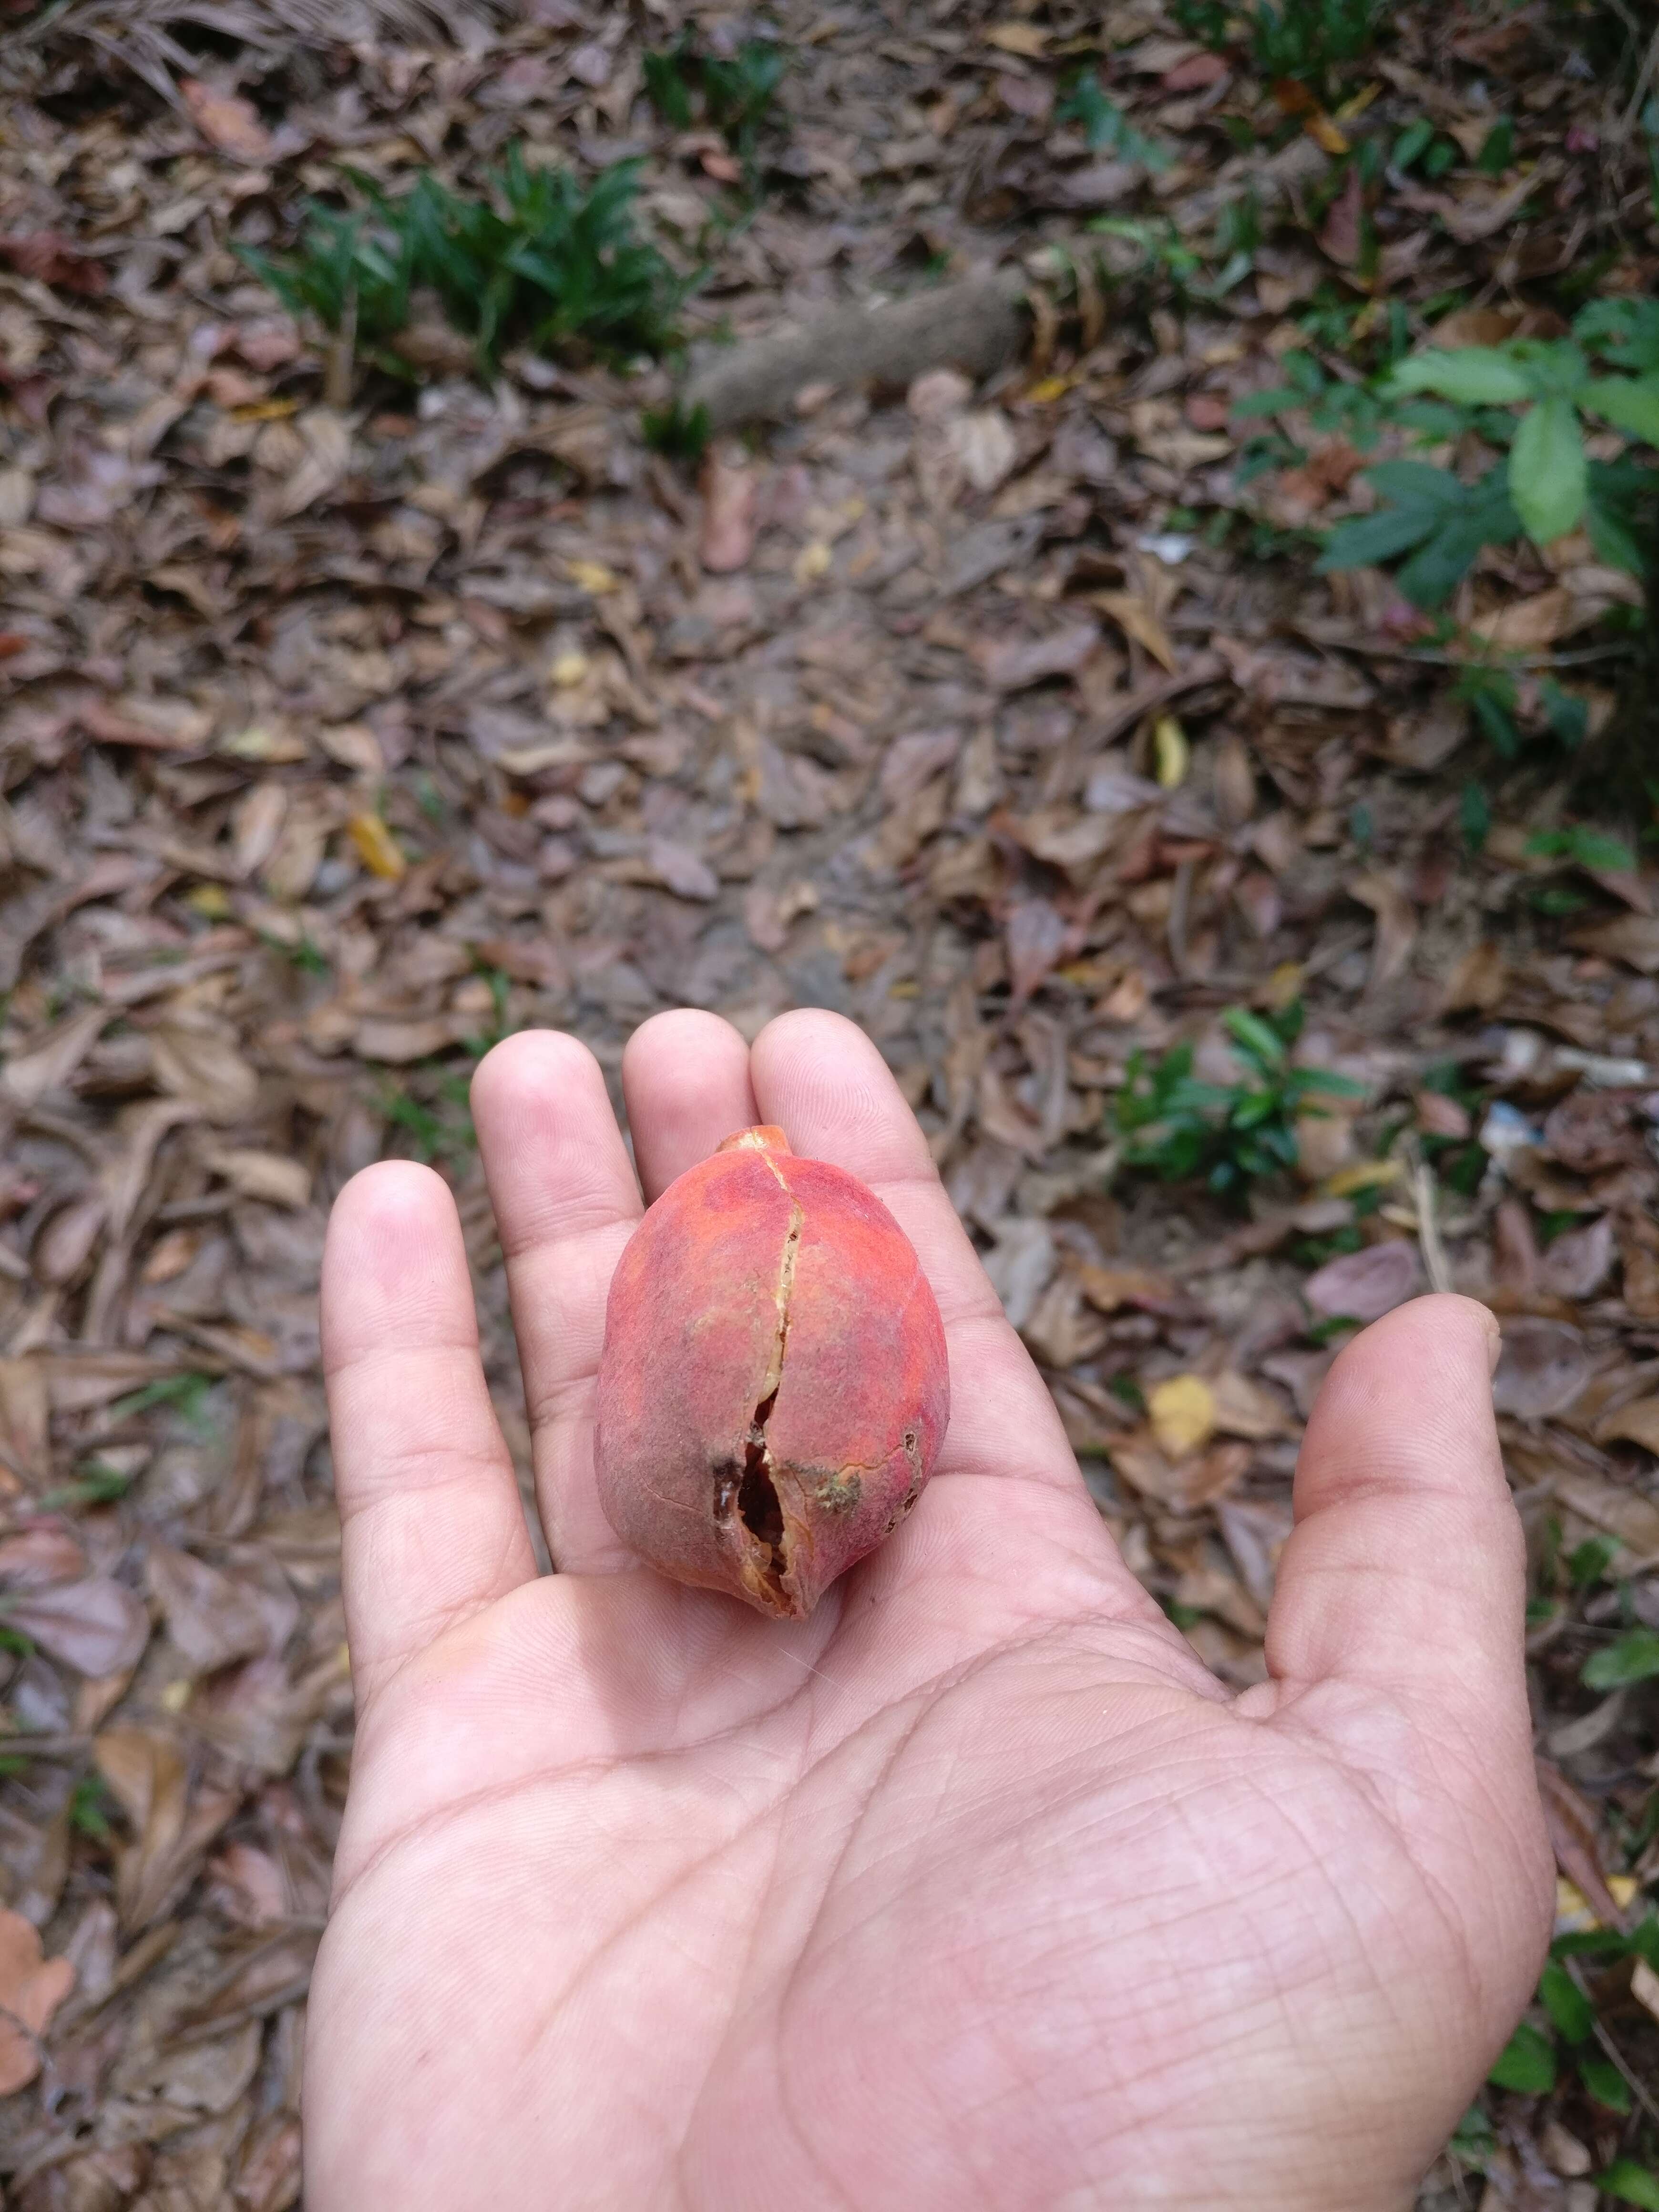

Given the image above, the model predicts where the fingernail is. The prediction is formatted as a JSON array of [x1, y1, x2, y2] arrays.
[[1484, 1309, 1502, 1376]]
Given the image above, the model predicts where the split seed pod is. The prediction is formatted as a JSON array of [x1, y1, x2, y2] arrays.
[[595, 1127, 949, 1617]]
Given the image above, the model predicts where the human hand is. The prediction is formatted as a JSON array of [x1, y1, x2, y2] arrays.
[[305, 1008, 1552, 2212]]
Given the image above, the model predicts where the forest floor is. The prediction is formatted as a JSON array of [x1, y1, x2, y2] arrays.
[[0, 0, 1657, 2203]]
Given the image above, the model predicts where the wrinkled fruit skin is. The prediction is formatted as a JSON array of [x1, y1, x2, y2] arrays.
[[595, 1127, 949, 1618]]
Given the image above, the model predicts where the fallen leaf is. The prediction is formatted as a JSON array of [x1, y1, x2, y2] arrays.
[[1468, 586, 1572, 650], [1538, 1215, 1614, 1302], [984, 20, 1048, 53], [1153, 715, 1188, 786], [973, 621, 1100, 690], [1, 1004, 111, 1106], [1596, 1396, 1659, 1455], [699, 451, 758, 573], [4, 1576, 149, 1675], [150, 1023, 261, 1124], [1076, 1263, 1186, 1316], [94, 1727, 238, 1931], [181, 77, 276, 164], [1109, 1431, 1250, 1510], [208, 1149, 311, 1209], [1209, 1370, 1294, 1440], [348, 812, 407, 881], [1147, 1374, 1218, 1458], [0, 1909, 75, 2094], [1303, 1239, 1420, 1321], [1348, 870, 1417, 988], [1493, 1320, 1590, 1419], [0, 232, 106, 296], [1569, 914, 1659, 974], [266, 410, 350, 522], [147, 1544, 293, 1674]]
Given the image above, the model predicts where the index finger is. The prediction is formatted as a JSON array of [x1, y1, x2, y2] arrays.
[[746, 1009, 1092, 1505]]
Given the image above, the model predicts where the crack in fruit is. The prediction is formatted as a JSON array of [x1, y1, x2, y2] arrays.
[[728, 1157, 803, 1607]]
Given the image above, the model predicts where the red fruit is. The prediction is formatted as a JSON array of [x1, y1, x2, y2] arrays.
[[595, 1126, 949, 1618]]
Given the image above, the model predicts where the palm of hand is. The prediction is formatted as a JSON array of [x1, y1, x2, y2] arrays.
[[307, 1012, 1550, 2212]]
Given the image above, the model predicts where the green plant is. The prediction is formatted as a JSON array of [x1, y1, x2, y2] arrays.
[[379, 1072, 477, 1168], [239, 203, 413, 370], [1090, 215, 1248, 305], [1173, 0, 1386, 105], [1055, 72, 1171, 170], [242, 148, 685, 377], [1490, 1916, 1659, 2123], [642, 395, 712, 460], [645, 35, 787, 179], [107, 1372, 214, 1427], [1584, 1628, 1659, 1688], [1392, 114, 1457, 178], [1114, 1003, 1366, 1197], [68, 1774, 115, 1842], [1310, 297, 1659, 606]]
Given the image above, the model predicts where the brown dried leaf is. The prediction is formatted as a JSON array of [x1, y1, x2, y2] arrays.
[[94, 1727, 239, 1931], [0, 1907, 75, 2094], [699, 451, 758, 573], [1303, 1239, 1420, 1321], [1, 1004, 110, 1105], [150, 1023, 261, 1125], [1492, 1320, 1590, 1419], [1596, 1396, 1659, 1456], [208, 1149, 312, 1210], [181, 77, 276, 163], [1537, 1215, 1614, 1302], [5, 1576, 149, 1675]]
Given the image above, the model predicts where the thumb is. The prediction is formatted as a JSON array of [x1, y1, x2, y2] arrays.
[[1263, 1294, 1531, 1745]]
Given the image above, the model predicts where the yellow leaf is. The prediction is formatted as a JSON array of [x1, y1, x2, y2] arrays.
[[1304, 113, 1349, 154], [1153, 715, 1188, 789], [1265, 961, 1304, 1011], [793, 540, 833, 584], [984, 20, 1048, 53], [566, 559, 619, 595], [1335, 81, 1382, 121], [549, 648, 590, 688], [184, 883, 232, 918], [229, 397, 301, 423], [1147, 1374, 1216, 1459], [1025, 374, 1073, 403], [1322, 1158, 1403, 1197], [219, 721, 307, 763], [348, 813, 407, 881]]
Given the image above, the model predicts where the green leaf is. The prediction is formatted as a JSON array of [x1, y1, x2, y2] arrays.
[[1537, 1960, 1595, 2043], [1601, 2161, 1659, 2211], [1315, 505, 1439, 573], [1578, 2052, 1633, 2112], [1526, 826, 1637, 874], [1581, 373, 1659, 447], [1508, 394, 1587, 543], [1360, 458, 1474, 510], [1388, 347, 1534, 405], [1583, 1628, 1659, 1689], [1486, 2020, 1555, 2093], [1222, 1006, 1289, 1069]]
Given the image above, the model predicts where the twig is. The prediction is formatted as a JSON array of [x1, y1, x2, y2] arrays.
[[1405, 1136, 1454, 1295]]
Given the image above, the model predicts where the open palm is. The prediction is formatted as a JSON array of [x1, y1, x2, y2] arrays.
[[306, 1009, 1551, 2212]]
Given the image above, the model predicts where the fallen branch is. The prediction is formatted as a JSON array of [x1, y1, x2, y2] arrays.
[[683, 128, 1368, 431], [684, 266, 1033, 430]]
